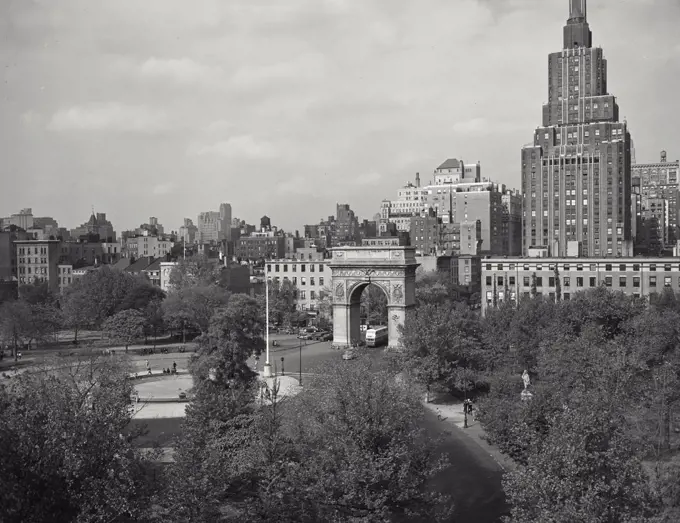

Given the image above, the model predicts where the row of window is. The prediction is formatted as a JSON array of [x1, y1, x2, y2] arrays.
[[18, 267, 47, 275], [18, 258, 48, 265], [486, 262, 677, 272], [18, 247, 48, 255], [268, 263, 325, 273], [270, 276, 324, 287], [486, 275, 679, 289]]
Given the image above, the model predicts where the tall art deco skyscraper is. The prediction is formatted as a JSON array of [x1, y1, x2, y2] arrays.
[[522, 0, 633, 257]]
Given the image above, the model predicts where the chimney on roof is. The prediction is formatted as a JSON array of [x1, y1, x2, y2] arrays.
[[415, 172, 421, 188], [661, 150, 667, 163]]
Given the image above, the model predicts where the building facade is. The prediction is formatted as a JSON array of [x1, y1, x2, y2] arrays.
[[15, 240, 62, 293], [57, 264, 73, 293], [124, 234, 173, 259], [179, 218, 198, 244], [521, 0, 633, 257], [481, 256, 680, 315], [632, 151, 679, 246], [71, 212, 116, 242], [236, 234, 286, 261], [266, 260, 330, 313]]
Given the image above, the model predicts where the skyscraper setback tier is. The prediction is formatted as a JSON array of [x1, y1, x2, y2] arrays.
[[522, 0, 633, 257]]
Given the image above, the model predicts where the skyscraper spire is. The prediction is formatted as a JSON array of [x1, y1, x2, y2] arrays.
[[564, 0, 591, 48], [569, 0, 586, 22]]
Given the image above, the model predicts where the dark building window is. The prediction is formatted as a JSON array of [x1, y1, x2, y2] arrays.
[[589, 277, 596, 287], [486, 276, 492, 286]]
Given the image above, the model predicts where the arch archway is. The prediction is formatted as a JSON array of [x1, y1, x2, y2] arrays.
[[329, 246, 419, 350]]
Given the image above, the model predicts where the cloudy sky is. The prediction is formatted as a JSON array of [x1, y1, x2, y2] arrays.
[[2, 0, 679, 234]]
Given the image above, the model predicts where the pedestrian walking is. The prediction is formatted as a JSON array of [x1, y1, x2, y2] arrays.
[[172, 361, 177, 374]]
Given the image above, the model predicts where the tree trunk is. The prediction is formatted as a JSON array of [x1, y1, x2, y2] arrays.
[[153, 327, 157, 348], [425, 383, 431, 404], [662, 405, 671, 451], [182, 323, 186, 344], [74, 326, 79, 344]]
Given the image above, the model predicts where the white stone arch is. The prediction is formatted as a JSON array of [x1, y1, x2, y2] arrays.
[[329, 246, 419, 349]]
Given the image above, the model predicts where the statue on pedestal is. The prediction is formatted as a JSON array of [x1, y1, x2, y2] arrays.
[[522, 369, 530, 389]]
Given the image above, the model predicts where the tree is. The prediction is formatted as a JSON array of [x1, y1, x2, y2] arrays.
[[59, 266, 139, 330], [554, 266, 561, 302], [191, 294, 265, 387], [278, 360, 453, 522], [102, 309, 146, 352], [399, 302, 483, 402], [162, 284, 230, 339], [266, 279, 298, 328], [503, 389, 657, 523], [530, 272, 537, 298], [145, 297, 165, 347], [60, 284, 94, 343], [0, 301, 32, 358], [360, 283, 388, 327], [116, 276, 166, 313], [0, 356, 158, 522], [158, 295, 263, 521], [168, 254, 222, 290], [18, 279, 53, 306]]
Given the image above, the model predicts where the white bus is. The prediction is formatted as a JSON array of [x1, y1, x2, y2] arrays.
[[365, 326, 388, 347]]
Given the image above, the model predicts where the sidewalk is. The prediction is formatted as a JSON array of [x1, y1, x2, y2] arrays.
[[424, 393, 517, 472]]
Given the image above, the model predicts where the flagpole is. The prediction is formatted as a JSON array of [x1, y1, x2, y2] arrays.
[[263, 262, 272, 377]]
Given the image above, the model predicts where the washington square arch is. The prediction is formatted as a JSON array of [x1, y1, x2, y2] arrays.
[[329, 244, 419, 350]]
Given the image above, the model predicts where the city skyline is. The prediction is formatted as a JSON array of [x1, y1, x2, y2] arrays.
[[2, 0, 679, 233]]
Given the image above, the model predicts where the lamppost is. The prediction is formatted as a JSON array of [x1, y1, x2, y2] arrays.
[[280, 356, 285, 376], [299, 335, 303, 386], [263, 263, 273, 377]]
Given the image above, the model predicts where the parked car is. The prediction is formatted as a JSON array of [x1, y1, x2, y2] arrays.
[[319, 331, 333, 341], [342, 349, 357, 361]]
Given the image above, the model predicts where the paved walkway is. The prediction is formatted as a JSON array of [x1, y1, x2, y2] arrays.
[[423, 395, 517, 472], [131, 372, 302, 420]]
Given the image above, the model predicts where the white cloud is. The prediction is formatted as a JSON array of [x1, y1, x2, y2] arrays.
[[204, 120, 234, 134], [230, 53, 327, 89], [152, 183, 175, 195], [139, 57, 225, 84], [355, 171, 383, 186], [452, 117, 525, 136], [21, 110, 44, 127], [188, 135, 279, 159], [47, 103, 170, 133]]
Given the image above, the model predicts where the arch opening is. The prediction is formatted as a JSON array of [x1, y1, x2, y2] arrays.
[[348, 282, 390, 347]]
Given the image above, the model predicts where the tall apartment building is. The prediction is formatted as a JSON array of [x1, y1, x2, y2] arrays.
[[410, 214, 482, 257], [381, 163, 520, 255], [15, 240, 62, 293], [179, 218, 198, 244], [632, 151, 679, 246], [197, 203, 232, 244], [335, 204, 359, 245], [1, 208, 34, 230], [521, 0, 633, 257], [379, 173, 429, 233], [236, 233, 286, 261]]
